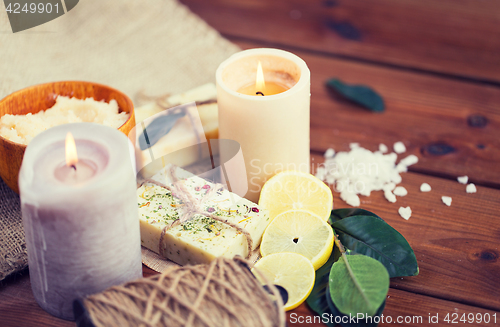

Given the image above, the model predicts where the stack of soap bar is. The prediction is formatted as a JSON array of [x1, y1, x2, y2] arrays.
[[134, 83, 218, 177], [137, 166, 270, 266]]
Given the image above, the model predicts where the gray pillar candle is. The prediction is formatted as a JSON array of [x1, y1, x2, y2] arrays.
[[19, 123, 142, 320]]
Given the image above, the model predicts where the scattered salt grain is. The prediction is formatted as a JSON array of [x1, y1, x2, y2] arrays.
[[379, 143, 388, 153], [315, 167, 327, 180], [341, 192, 361, 207], [384, 190, 397, 203], [399, 154, 419, 167], [420, 183, 431, 192], [398, 207, 412, 220], [393, 141, 406, 154], [457, 176, 468, 184], [442, 196, 452, 206], [319, 143, 415, 207], [382, 183, 396, 192], [393, 186, 408, 197], [396, 163, 408, 173], [466, 183, 477, 194], [324, 148, 335, 158]]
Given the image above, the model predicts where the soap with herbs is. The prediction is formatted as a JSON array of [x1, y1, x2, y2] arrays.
[[137, 165, 270, 266]]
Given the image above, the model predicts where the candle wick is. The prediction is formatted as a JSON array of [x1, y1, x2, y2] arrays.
[[256, 91, 265, 96], [71, 165, 77, 171]]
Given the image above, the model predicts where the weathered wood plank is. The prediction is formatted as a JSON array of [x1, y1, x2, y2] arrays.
[[234, 40, 500, 187], [2, 264, 499, 327], [181, 0, 500, 83], [309, 153, 500, 312], [289, 288, 500, 327]]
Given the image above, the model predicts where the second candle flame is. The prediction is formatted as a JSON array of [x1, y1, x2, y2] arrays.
[[65, 132, 78, 168], [256, 61, 266, 92]]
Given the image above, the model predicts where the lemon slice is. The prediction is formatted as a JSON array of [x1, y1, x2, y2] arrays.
[[260, 209, 334, 270], [252, 252, 315, 311], [259, 171, 333, 221]]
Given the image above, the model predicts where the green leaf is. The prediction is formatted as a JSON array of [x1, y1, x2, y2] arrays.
[[306, 250, 337, 327], [331, 215, 419, 277], [326, 79, 385, 112], [138, 112, 186, 150], [326, 287, 386, 327], [306, 251, 334, 322], [307, 250, 387, 327], [329, 254, 389, 317], [330, 208, 382, 224]]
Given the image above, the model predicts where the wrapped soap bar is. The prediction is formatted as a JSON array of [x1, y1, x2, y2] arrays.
[[137, 165, 270, 266]]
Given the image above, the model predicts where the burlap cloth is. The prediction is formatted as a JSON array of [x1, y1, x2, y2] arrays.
[[0, 0, 240, 280]]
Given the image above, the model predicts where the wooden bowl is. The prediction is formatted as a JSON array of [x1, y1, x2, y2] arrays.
[[0, 81, 135, 194]]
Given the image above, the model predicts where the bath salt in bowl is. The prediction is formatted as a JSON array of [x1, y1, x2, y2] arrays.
[[0, 96, 128, 145], [0, 81, 135, 193]]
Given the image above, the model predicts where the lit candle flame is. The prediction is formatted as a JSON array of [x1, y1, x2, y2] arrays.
[[256, 61, 266, 92], [65, 132, 78, 168]]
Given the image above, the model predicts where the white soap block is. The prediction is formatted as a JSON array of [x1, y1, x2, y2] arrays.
[[134, 84, 219, 177], [137, 166, 270, 266]]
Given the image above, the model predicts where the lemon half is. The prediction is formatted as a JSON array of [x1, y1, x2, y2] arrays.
[[259, 171, 333, 221], [260, 209, 334, 270], [252, 252, 315, 311]]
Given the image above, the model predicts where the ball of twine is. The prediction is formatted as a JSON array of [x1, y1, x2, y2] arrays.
[[80, 257, 286, 327]]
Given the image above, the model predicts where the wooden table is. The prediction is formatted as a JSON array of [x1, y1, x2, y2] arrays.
[[2, 0, 500, 326]]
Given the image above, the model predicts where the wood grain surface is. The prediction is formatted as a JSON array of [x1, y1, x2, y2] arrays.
[[181, 0, 500, 84], [235, 39, 500, 189], [310, 153, 500, 312]]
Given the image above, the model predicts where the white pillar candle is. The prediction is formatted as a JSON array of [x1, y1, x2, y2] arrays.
[[19, 123, 142, 320], [216, 48, 310, 202]]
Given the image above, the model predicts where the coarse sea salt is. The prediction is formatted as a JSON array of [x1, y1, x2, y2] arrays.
[[318, 144, 418, 207], [384, 190, 397, 203], [466, 183, 477, 193], [393, 186, 408, 197], [457, 176, 468, 184], [393, 141, 406, 154], [379, 143, 388, 153], [398, 207, 412, 220], [420, 183, 431, 192], [442, 196, 452, 206], [324, 148, 335, 158]]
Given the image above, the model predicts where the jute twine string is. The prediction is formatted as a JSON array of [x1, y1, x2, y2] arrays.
[[83, 257, 286, 327], [144, 166, 253, 258]]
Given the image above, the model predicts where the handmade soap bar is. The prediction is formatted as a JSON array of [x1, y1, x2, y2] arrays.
[[137, 166, 270, 266], [134, 84, 218, 177]]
